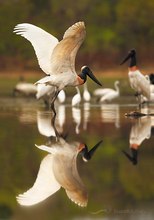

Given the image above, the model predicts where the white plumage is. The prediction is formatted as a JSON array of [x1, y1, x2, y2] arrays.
[[72, 87, 81, 106], [36, 84, 66, 105], [14, 23, 59, 75], [83, 82, 91, 102], [93, 87, 114, 97], [13, 82, 37, 96], [129, 70, 150, 100], [36, 84, 55, 100], [58, 90, 66, 103], [99, 81, 120, 102]]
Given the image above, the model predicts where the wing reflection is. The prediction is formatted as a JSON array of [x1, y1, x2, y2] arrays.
[[35, 138, 88, 207], [17, 154, 61, 206], [17, 137, 88, 207], [123, 116, 151, 165]]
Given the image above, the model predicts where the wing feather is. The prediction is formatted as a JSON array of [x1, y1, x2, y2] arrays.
[[50, 22, 86, 74], [16, 154, 60, 206], [14, 23, 59, 74]]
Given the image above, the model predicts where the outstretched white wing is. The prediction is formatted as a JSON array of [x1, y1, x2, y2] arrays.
[[14, 23, 59, 75], [16, 154, 60, 206]]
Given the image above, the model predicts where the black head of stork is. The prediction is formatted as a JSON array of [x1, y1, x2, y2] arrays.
[[149, 73, 154, 85], [79, 66, 102, 86], [80, 140, 103, 162], [120, 49, 137, 67]]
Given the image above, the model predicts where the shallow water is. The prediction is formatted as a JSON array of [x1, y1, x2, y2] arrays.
[[0, 97, 154, 220]]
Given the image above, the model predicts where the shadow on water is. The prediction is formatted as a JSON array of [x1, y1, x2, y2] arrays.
[[0, 98, 154, 219]]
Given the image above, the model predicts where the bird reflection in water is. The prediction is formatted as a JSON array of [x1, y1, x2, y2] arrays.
[[72, 106, 81, 134], [16, 114, 102, 207], [100, 104, 120, 128], [37, 106, 65, 138], [83, 102, 90, 130], [123, 116, 152, 165]]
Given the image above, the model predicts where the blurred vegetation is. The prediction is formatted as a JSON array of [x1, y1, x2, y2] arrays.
[[1, 0, 154, 71], [0, 72, 135, 97]]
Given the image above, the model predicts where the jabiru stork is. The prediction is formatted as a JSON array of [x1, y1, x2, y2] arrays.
[[120, 49, 150, 108], [14, 22, 102, 113]]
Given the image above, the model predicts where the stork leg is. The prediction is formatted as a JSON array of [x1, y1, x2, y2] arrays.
[[135, 93, 142, 110], [51, 113, 60, 141], [50, 89, 60, 115], [137, 95, 141, 110]]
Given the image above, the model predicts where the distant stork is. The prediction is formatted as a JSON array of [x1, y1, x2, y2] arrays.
[[120, 49, 150, 107], [13, 81, 37, 96]]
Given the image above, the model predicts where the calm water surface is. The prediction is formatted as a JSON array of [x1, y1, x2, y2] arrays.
[[0, 97, 154, 220]]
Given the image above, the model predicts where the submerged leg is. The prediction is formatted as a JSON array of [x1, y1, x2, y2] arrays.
[[51, 113, 60, 141]]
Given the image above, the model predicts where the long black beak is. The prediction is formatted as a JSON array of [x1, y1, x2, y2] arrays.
[[122, 149, 138, 165], [84, 66, 102, 86], [81, 140, 103, 162], [88, 140, 103, 156], [120, 53, 132, 65]]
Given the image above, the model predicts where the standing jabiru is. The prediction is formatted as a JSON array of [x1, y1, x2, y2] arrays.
[[120, 49, 150, 108], [14, 22, 102, 114]]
